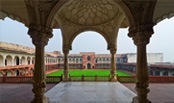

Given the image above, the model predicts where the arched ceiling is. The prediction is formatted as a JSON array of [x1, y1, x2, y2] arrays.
[[153, 0, 174, 24], [59, 0, 121, 26], [0, 0, 173, 28], [0, 0, 29, 26]]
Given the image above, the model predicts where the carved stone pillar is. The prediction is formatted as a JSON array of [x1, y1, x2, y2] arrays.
[[129, 24, 153, 103], [109, 45, 117, 82], [63, 45, 71, 81], [28, 25, 53, 103]]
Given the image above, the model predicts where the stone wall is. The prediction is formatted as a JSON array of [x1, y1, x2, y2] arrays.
[[127, 53, 163, 64]]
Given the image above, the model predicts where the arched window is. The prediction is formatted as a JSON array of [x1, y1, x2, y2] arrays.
[[87, 56, 91, 61]]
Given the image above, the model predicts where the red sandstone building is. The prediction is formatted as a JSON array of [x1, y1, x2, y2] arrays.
[[57, 52, 128, 69]]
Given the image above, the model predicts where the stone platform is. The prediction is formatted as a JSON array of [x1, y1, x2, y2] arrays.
[[45, 82, 136, 103]]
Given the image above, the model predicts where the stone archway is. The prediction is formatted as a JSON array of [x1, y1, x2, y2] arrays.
[[27, 57, 31, 65], [5, 55, 12, 66], [163, 71, 168, 76], [32, 57, 35, 64], [87, 63, 91, 69], [14, 56, 20, 65]]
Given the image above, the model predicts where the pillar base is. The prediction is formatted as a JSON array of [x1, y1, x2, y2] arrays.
[[132, 96, 151, 103], [110, 76, 117, 82], [63, 78, 69, 82], [31, 95, 49, 103]]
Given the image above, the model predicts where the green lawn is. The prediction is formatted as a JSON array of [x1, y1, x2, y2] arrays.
[[47, 69, 132, 76]]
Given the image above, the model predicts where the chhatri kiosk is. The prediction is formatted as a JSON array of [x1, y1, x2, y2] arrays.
[[0, 0, 174, 103]]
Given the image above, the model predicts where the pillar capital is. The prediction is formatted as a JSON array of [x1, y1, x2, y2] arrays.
[[108, 44, 116, 54], [63, 45, 71, 55], [110, 47, 116, 55], [28, 24, 53, 46], [128, 23, 154, 45]]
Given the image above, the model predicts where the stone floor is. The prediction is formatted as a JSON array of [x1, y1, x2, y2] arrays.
[[45, 82, 136, 103], [0, 83, 174, 103], [0, 83, 56, 103], [123, 83, 174, 103]]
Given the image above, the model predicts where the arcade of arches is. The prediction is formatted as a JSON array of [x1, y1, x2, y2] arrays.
[[0, 42, 60, 76], [0, 0, 174, 103]]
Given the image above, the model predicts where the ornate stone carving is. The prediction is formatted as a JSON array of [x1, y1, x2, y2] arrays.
[[128, 23, 154, 103], [128, 23, 154, 45], [123, 0, 157, 26], [25, 0, 58, 25], [58, 9, 123, 47], [28, 25, 53, 46], [59, 0, 120, 26], [63, 44, 71, 54], [110, 47, 116, 55]]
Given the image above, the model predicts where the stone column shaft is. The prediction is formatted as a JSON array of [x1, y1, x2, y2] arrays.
[[63, 52, 69, 81], [28, 25, 53, 103], [109, 47, 117, 82], [63, 45, 70, 81], [135, 44, 150, 103], [129, 24, 153, 103], [2, 59, 6, 66], [31, 45, 48, 103]]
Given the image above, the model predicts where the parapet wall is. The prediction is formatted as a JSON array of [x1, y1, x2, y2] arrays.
[[0, 41, 34, 54], [127, 53, 163, 64]]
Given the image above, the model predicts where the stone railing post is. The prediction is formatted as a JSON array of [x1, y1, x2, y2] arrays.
[[82, 74, 84, 81], [129, 24, 154, 103], [28, 24, 53, 103]]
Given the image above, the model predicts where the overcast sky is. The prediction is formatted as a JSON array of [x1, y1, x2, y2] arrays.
[[0, 17, 174, 62]]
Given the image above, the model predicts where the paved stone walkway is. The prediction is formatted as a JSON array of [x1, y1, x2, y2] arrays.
[[45, 82, 136, 103], [0, 83, 56, 103], [123, 83, 174, 103], [0, 83, 174, 103]]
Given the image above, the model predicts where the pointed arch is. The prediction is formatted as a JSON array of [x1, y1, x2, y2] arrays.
[[67, 28, 110, 48]]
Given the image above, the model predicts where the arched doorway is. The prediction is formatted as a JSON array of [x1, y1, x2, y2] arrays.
[[27, 57, 31, 65], [32, 57, 35, 64], [163, 71, 168, 76], [87, 63, 91, 69], [87, 56, 91, 61], [5, 55, 12, 66], [14, 56, 20, 65]]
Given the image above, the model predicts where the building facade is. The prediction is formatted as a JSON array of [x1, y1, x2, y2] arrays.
[[57, 52, 163, 69], [0, 42, 59, 77]]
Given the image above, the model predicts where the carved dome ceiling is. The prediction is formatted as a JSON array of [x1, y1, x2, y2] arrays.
[[59, 0, 122, 26]]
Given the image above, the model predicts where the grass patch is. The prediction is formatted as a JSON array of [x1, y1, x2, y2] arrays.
[[47, 69, 132, 76]]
